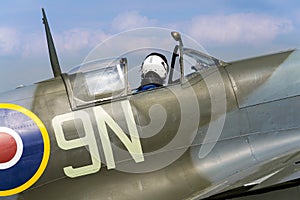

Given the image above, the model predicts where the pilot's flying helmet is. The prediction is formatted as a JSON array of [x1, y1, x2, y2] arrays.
[[141, 53, 169, 86]]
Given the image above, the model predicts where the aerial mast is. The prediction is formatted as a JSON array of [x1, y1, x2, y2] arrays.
[[42, 8, 62, 78]]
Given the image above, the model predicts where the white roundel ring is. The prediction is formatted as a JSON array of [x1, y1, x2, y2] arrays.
[[0, 127, 24, 170]]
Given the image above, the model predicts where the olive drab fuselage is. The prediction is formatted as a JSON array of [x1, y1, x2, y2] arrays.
[[1, 49, 300, 200], [1, 9, 300, 200]]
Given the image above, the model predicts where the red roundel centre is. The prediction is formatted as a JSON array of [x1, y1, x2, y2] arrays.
[[0, 132, 17, 163]]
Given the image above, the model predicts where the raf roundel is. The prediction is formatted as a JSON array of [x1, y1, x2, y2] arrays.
[[0, 104, 50, 196]]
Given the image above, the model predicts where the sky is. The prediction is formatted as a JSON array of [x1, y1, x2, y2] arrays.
[[0, 0, 300, 92]]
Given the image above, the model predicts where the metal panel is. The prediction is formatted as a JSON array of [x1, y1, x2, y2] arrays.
[[190, 137, 256, 183], [225, 50, 298, 108], [246, 95, 300, 133]]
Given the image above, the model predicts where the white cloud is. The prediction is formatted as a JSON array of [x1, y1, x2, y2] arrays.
[[83, 27, 184, 63], [2, 11, 156, 58], [19, 28, 109, 58], [59, 28, 108, 51], [111, 11, 156, 31], [21, 32, 46, 57], [0, 12, 295, 59], [0, 27, 20, 55], [187, 13, 293, 46]]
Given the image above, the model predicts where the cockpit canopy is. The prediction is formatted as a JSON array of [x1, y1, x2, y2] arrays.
[[66, 47, 225, 108], [183, 48, 224, 71], [67, 58, 128, 107]]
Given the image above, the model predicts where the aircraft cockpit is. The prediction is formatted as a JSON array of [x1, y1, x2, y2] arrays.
[[64, 31, 226, 109]]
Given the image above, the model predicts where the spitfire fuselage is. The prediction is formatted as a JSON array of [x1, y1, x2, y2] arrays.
[[1, 49, 300, 200]]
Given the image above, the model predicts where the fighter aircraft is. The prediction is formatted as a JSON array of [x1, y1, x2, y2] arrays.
[[0, 9, 300, 200]]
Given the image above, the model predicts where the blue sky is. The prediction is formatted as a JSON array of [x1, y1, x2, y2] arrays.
[[0, 0, 300, 92]]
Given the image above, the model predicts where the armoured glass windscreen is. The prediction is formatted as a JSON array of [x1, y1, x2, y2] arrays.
[[68, 58, 127, 106], [84, 64, 125, 99]]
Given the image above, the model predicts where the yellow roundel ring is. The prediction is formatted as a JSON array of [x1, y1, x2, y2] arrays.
[[0, 103, 50, 196]]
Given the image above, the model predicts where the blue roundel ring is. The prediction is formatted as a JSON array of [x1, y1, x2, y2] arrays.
[[0, 104, 50, 196]]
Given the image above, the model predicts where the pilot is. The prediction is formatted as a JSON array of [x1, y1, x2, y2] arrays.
[[137, 52, 169, 92]]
